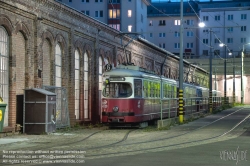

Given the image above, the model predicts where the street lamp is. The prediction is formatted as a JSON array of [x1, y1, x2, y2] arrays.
[[198, 22, 205, 28], [241, 43, 250, 104], [184, 21, 214, 113], [231, 52, 235, 104], [179, 0, 204, 122]]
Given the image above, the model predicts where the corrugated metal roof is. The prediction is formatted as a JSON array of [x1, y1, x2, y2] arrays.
[[29, 88, 56, 96]]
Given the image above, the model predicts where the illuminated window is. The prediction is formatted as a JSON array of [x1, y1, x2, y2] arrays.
[[149, 20, 153, 26], [84, 52, 89, 119], [128, 10, 132, 17], [109, 9, 120, 18], [128, 25, 132, 32], [109, 24, 120, 31], [174, 20, 180, 25], [75, 50, 80, 119], [55, 44, 62, 87], [0, 26, 9, 127]]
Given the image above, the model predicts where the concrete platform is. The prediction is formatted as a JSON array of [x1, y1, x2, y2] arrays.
[[0, 138, 29, 145]]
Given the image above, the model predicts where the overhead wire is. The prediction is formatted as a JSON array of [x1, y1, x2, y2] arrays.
[[186, 0, 239, 62], [191, 0, 245, 51]]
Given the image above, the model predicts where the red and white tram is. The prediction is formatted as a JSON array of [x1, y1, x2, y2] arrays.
[[101, 64, 209, 126]]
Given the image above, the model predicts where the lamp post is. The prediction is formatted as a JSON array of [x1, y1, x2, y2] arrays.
[[219, 43, 227, 105], [209, 28, 212, 113], [178, 0, 184, 123], [241, 43, 250, 104], [224, 46, 227, 104], [230, 52, 235, 104]]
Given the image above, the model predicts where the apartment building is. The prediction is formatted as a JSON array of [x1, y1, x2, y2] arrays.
[[147, 1, 199, 57], [58, 0, 250, 58], [57, 0, 149, 34], [198, 1, 250, 58]]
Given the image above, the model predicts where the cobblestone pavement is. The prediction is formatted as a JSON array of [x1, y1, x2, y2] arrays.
[[0, 106, 250, 166]]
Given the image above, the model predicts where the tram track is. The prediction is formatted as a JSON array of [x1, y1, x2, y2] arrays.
[[85, 107, 250, 158], [0, 128, 136, 152], [1, 107, 249, 166], [71, 107, 245, 151], [0, 130, 104, 153], [0, 129, 137, 166]]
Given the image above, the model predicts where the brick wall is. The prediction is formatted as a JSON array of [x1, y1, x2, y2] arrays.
[[0, 0, 208, 130], [42, 39, 51, 86], [15, 32, 26, 95]]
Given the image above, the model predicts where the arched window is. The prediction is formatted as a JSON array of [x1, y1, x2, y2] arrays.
[[99, 56, 103, 91], [75, 49, 80, 119], [55, 44, 62, 87], [0, 26, 9, 127], [84, 52, 89, 119], [42, 39, 51, 85], [104, 57, 108, 65], [99, 56, 103, 116]]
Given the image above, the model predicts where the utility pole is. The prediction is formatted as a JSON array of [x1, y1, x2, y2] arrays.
[[179, 0, 184, 123]]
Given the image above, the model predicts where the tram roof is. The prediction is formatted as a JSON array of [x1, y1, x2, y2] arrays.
[[104, 68, 159, 79], [103, 65, 177, 84]]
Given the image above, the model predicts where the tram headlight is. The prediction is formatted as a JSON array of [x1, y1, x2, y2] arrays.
[[113, 106, 119, 112]]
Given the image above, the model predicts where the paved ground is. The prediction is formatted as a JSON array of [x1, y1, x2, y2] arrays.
[[0, 106, 250, 166]]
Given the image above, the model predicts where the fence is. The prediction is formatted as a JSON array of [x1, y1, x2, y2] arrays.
[[160, 96, 234, 121], [43, 86, 70, 129]]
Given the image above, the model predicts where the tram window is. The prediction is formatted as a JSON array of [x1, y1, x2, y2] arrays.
[[166, 84, 170, 98], [154, 82, 157, 98], [170, 85, 172, 98], [134, 79, 142, 98], [150, 82, 153, 97], [157, 82, 160, 98], [102, 82, 132, 98], [174, 86, 177, 98], [144, 80, 149, 97], [164, 84, 167, 98]]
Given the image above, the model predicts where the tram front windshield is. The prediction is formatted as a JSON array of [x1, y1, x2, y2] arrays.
[[103, 82, 132, 98]]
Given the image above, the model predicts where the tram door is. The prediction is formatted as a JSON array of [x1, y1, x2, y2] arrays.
[[196, 88, 202, 112]]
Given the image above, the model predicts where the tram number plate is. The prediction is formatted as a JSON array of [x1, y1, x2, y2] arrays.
[[105, 64, 112, 71]]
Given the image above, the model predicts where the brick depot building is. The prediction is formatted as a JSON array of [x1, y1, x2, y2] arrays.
[[0, 0, 208, 132]]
